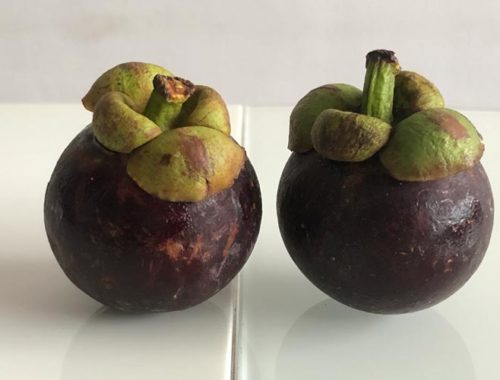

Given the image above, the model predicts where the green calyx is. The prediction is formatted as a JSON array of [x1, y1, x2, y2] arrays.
[[84, 62, 244, 202], [288, 84, 363, 152], [288, 50, 397, 162], [393, 71, 445, 124], [92, 92, 163, 153], [82, 62, 173, 112], [127, 127, 245, 202], [143, 75, 196, 132], [175, 85, 231, 135], [380, 108, 484, 181], [91, 74, 194, 153], [287, 49, 485, 181], [311, 110, 391, 162]]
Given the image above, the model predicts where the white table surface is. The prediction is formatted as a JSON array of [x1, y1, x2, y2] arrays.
[[0, 105, 498, 380]]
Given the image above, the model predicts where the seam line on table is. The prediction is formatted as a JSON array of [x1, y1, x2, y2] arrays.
[[229, 275, 241, 380], [229, 105, 249, 380]]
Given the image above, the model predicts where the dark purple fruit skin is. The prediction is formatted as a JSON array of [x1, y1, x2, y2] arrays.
[[277, 152, 493, 314], [44, 126, 262, 312]]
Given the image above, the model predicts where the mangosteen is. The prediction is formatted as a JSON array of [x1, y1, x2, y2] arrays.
[[277, 50, 493, 314], [44, 63, 262, 312]]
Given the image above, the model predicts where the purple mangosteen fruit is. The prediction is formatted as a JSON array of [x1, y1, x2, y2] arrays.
[[45, 63, 262, 312], [277, 50, 493, 314]]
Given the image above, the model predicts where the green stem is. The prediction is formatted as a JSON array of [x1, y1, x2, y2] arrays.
[[361, 50, 400, 123], [143, 75, 195, 131]]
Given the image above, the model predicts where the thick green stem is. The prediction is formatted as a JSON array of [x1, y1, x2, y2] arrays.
[[361, 50, 400, 123], [143, 75, 195, 131]]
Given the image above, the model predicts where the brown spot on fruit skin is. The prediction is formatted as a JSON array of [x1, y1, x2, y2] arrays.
[[223, 224, 239, 257], [429, 109, 469, 140], [157, 239, 184, 260], [44, 126, 262, 312], [277, 151, 493, 314], [101, 276, 115, 289], [187, 234, 204, 262], [116, 176, 146, 205]]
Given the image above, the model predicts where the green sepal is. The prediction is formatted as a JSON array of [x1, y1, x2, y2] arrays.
[[127, 127, 245, 202], [288, 84, 362, 152], [311, 109, 391, 162], [380, 108, 484, 181]]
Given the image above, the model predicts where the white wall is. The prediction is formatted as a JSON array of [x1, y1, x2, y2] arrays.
[[1, 0, 499, 109]]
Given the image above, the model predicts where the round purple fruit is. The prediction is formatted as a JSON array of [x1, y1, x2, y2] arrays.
[[45, 63, 262, 312], [278, 50, 493, 314]]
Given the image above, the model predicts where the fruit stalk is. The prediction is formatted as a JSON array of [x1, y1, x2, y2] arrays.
[[143, 75, 195, 131], [361, 50, 400, 123]]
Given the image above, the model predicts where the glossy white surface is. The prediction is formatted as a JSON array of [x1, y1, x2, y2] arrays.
[[238, 107, 500, 380], [0, 104, 243, 380], [1, 105, 499, 379]]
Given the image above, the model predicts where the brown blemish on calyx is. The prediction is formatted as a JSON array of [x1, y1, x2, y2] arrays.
[[178, 133, 210, 174], [429, 110, 469, 140], [126, 124, 244, 202], [160, 154, 172, 165]]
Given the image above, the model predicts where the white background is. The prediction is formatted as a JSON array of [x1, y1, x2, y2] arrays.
[[1, 0, 499, 109]]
